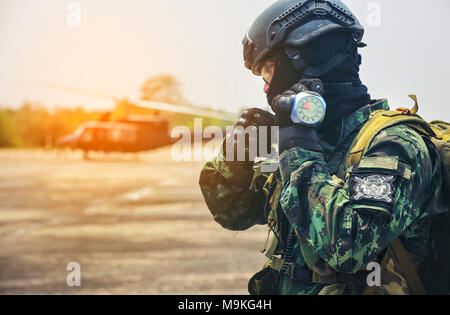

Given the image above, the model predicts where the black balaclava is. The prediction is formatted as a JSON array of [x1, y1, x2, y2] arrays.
[[267, 31, 371, 144]]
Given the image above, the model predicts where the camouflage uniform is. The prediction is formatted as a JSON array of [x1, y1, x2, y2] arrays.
[[199, 99, 447, 295]]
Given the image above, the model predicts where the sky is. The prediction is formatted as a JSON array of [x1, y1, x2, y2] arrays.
[[0, 0, 449, 121]]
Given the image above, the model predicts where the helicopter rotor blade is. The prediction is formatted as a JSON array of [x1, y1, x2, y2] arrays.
[[135, 99, 237, 121], [17, 78, 238, 122]]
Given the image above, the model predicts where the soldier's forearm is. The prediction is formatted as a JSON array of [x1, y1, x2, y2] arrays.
[[199, 156, 266, 231]]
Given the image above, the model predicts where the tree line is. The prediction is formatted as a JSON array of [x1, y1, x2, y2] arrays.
[[0, 74, 232, 148], [0, 103, 103, 148]]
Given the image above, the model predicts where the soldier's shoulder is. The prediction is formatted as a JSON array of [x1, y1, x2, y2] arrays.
[[366, 123, 434, 171], [371, 123, 428, 153]]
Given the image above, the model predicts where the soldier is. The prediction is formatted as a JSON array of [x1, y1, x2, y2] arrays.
[[199, 0, 448, 295]]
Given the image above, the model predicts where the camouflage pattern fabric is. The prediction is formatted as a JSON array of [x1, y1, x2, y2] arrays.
[[199, 99, 447, 295]]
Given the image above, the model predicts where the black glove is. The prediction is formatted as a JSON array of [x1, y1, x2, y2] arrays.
[[223, 108, 275, 164], [271, 79, 324, 153]]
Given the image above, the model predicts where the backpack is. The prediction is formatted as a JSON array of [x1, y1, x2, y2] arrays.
[[346, 95, 450, 295]]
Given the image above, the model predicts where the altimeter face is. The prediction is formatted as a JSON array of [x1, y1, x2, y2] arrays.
[[291, 92, 327, 127]]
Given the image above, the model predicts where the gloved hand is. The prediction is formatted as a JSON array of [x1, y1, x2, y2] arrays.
[[271, 79, 324, 153], [223, 108, 275, 164], [272, 79, 324, 128]]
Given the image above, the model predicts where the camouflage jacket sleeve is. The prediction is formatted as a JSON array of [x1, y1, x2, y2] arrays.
[[199, 154, 267, 231], [278, 125, 439, 274]]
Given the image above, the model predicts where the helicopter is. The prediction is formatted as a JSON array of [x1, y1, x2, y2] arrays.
[[46, 83, 237, 158], [56, 114, 174, 158]]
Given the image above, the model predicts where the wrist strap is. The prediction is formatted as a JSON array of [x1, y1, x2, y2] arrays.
[[279, 126, 322, 153]]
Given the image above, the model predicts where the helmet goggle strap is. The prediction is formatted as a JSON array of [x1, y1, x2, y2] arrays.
[[283, 39, 364, 78]]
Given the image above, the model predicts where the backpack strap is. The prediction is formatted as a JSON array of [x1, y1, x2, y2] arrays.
[[362, 238, 427, 295], [390, 238, 427, 294], [345, 95, 435, 170], [430, 121, 450, 142]]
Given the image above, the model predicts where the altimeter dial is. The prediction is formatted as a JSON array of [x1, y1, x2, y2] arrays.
[[291, 92, 327, 127]]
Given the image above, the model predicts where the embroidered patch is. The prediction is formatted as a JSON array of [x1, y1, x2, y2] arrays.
[[352, 175, 395, 203]]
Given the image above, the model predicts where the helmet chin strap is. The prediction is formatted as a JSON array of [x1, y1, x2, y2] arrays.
[[284, 40, 365, 79]]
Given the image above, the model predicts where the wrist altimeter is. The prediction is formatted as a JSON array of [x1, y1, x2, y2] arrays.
[[291, 92, 327, 128]]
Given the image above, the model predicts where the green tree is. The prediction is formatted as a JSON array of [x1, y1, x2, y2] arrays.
[[0, 110, 20, 147]]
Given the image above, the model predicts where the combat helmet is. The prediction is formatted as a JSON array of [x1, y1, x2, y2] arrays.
[[243, 0, 365, 78]]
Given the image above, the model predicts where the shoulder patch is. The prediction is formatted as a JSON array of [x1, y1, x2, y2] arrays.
[[351, 174, 395, 203]]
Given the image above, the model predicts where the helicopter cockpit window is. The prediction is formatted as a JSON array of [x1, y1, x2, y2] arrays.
[[109, 129, 121, 143], [82, 129, 94, 142], [108, 128, 137, 144]]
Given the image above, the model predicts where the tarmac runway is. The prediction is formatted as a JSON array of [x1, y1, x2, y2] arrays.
[[0, 148, 267, 294]]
